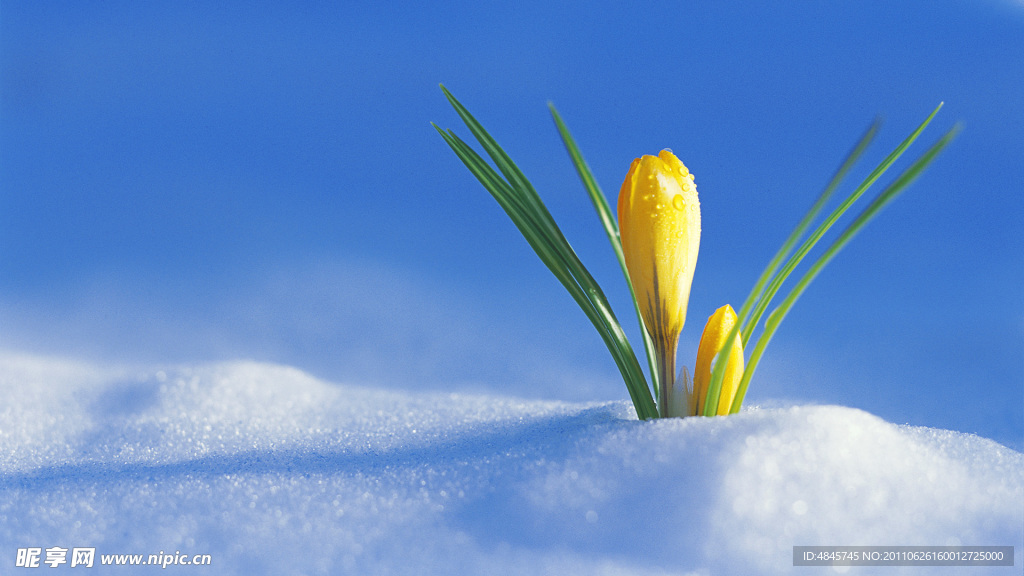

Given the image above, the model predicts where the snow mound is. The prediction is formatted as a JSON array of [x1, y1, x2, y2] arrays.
[[1, 352, 1021, 575]]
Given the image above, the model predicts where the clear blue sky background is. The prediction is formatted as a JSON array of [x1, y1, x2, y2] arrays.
[[2, 1, 1021, 449]]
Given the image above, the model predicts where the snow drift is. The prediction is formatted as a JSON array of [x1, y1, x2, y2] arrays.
[[0, 352, 1020, 574]]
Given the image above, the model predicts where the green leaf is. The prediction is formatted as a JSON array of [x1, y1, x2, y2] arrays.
[[435, 86, 657, 419], [700, 120, 879, 417], [549, 103, 662, 398], [731, 124, 961, 412], [704, 103, 948, 417], [739, 120, 880, 341]]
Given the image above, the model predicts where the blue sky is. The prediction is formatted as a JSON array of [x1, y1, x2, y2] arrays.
[[2, 1, 1021, 449]]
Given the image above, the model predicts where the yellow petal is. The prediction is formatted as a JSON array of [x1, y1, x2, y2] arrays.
[[618, 149, 701, 417], [617, 150, 701, 348], [693, 304, 745, 416]]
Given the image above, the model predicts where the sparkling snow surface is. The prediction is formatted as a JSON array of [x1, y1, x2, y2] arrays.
[[1, 352, 1021, 575]]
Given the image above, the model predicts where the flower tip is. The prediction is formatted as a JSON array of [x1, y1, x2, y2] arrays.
[[665, 365, 692, 418]]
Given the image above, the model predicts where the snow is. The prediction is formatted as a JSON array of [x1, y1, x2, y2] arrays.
[[1, 351, 1021, 575]]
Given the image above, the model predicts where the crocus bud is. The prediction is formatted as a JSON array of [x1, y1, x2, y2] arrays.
[[618, 149, 701, 417], [693, 304, 745, 416]]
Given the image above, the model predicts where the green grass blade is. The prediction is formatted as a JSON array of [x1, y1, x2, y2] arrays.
[[740, 104, 943, 353], [440, 88, 625, 322], [435, 89, 657, 418], [700, 120, 880, 417], [435, 127, 563, 253], [548, 104, 620, 239], [704, 103, 944, 417], [439, 87, 656, 417], [440, 86, 569, 247], [737, 120, 880, 339], [438, 124, 657, 418], [731, 125, 960, 412], [549, 103, 662, 397]]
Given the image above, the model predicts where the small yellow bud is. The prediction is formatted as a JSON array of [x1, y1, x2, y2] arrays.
[[693, 304, 745, 416]]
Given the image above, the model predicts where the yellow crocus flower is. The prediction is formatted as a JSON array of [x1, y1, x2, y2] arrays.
[[693, 304, 745, 416], [618, 149, 701, 417]]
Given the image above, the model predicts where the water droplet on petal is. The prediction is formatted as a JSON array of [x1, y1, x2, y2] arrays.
[[673, 195, 686, 211]]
